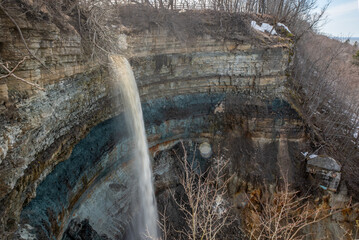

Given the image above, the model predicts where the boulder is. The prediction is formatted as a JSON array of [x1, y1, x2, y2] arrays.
[[306, 155, 341, 192]]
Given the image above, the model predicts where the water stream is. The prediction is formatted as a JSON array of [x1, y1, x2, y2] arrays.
[[110, 55, 158, 239]]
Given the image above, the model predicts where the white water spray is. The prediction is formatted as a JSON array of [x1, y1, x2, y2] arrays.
[[110, 55, 158, 239]]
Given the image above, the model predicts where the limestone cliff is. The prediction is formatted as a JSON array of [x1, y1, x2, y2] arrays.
[[0, 6, 307, 239]]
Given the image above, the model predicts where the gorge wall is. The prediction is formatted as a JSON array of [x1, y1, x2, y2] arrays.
[[0, 7, 309, 239]]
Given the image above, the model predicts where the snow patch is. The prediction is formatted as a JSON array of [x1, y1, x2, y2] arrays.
[[251, 21, 277, 35], [277, 23, 291, 33], [309, 154, 318, 159]]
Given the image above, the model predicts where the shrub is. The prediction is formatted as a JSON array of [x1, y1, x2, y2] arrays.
[[353, 50, 359, 65]]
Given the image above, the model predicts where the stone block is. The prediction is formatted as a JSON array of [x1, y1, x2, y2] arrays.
[[306, 155, 341, 192]]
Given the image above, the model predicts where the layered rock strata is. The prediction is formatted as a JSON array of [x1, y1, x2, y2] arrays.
[[0, 9, 304, 239]]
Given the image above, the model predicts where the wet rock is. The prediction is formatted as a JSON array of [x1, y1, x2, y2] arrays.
[[62, 218, 110, 240]]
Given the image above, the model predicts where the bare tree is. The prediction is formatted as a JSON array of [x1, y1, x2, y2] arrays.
[[243, 180, 343, 240], [291, 33, 359, 157], [169, 141, 233, 240]]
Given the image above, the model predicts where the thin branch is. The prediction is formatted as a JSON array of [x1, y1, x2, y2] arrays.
[[0, 56, 28, 79], [0, 61, 45, 91]]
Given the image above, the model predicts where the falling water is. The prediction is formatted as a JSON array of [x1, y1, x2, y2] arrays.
[[110, 55, 158, 239]]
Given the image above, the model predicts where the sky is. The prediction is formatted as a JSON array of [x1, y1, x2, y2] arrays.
[[316, 0, 359, 37]]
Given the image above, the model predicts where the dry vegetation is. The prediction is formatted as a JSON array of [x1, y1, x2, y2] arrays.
[[242, 181, 339, 240], [290, 32, 359, 198]]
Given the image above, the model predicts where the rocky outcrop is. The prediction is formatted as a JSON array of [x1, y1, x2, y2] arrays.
[[0, 6, 308, 239]]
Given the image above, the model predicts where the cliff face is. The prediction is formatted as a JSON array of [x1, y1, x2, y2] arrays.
[[0, 9, 304, 239], [0, 10, 117, 238]]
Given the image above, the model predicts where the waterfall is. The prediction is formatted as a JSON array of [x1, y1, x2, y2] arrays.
[[110, 55, 158, 239]]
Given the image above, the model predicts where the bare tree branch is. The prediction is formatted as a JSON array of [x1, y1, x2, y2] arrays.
[[0, 57, 45, 91]]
